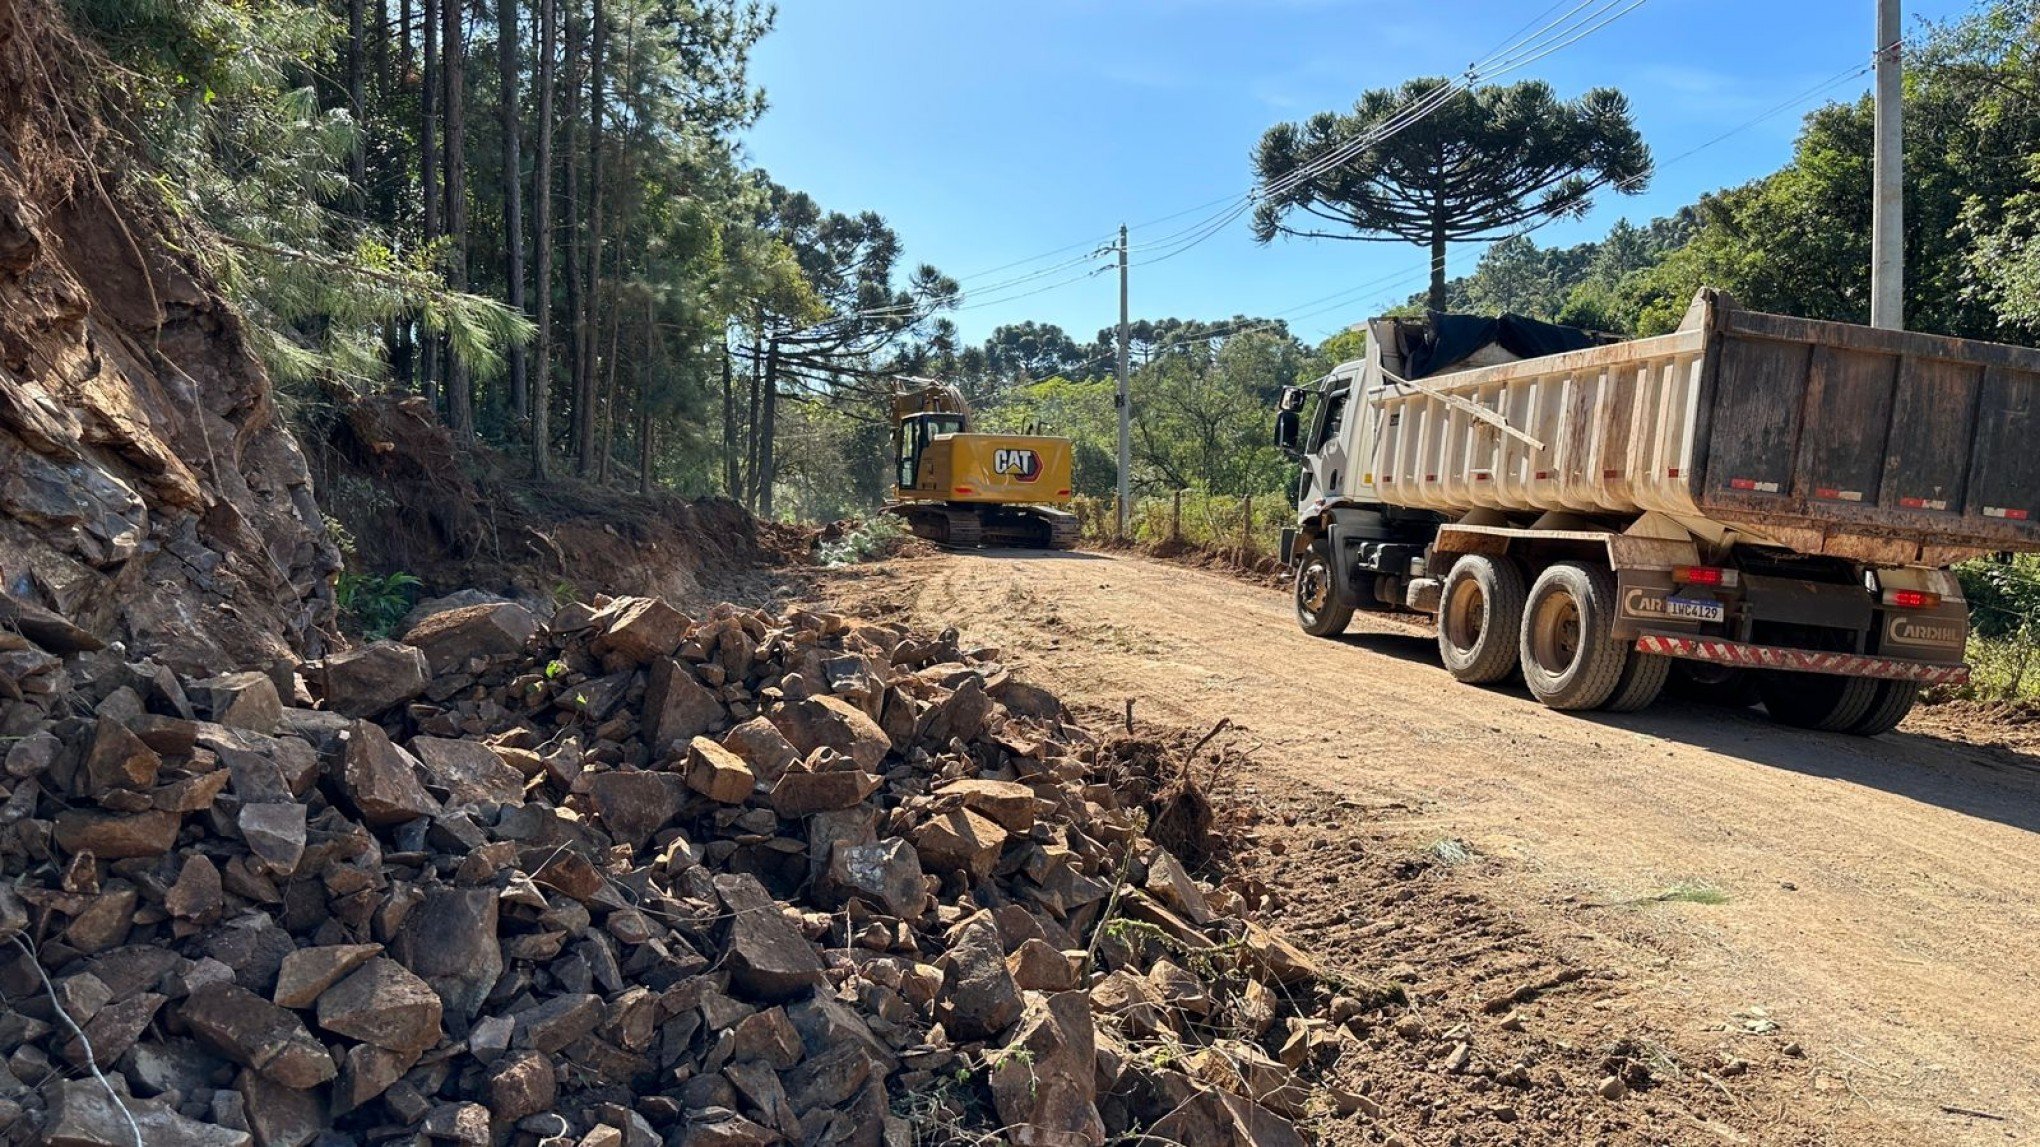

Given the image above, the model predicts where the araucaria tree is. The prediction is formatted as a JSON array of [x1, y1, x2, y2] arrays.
[[1252, 78, 1653, 311]]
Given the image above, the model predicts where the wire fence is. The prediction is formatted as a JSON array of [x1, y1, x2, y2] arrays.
[[1072, 489, 1292, 567]]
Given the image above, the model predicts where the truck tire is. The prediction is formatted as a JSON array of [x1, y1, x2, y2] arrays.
[[1604, 651, 1672, 713], [1757, 672, 1880, 732], [1295, 539, 1354, 638], [1436, 555, 1526, 684], [1666, 662, 1760, 708], [1519, 562, 1630, 711], [1846, 681, 1919, 736]]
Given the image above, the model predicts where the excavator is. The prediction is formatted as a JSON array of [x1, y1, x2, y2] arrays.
[[885, 378, 1080, 549]]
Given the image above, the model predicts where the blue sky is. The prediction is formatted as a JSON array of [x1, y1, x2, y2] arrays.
[[743, 0, 1977, 346]]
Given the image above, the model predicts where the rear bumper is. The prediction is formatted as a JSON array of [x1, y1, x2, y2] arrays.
[[1634, 633, 1970, 685]]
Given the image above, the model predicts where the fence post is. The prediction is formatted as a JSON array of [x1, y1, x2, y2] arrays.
[[1241, 494, 1253, 563], [1171, 490, 1183, 542]]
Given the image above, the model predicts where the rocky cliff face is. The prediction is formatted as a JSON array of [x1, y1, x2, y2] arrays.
[[0, 1, 338, 675]]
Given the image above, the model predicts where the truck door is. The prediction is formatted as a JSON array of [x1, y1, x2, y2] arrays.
[[1300, 381, 1351, 503]]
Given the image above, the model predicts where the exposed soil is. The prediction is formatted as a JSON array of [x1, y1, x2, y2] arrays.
[[823, 548, 2040, 1147], [311, 394, 786, 612]]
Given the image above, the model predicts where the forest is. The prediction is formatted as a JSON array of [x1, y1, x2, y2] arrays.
[[55, 0, 2040, 528]]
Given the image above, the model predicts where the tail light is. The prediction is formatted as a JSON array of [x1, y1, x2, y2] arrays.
[[1885, 589, 1941, 609], [1055, 488, 1071, 496], [1673, 566, 1739, 589], [953, 486, 974, 495]]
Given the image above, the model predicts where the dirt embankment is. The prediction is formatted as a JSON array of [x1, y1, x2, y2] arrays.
[[311, 394, 788, 614], [825, 548, 2040, 1147], [0, 3, 337, 676]]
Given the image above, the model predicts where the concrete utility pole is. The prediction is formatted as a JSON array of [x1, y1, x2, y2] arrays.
[[1115, 224, 1132, 537], [1871, 0, 1904, 330]]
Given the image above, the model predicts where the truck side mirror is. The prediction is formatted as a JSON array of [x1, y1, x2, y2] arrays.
[[1273, 407, 1301, 453]]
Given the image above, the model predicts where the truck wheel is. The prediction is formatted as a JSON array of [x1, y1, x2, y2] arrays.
[[1845, 681, 1919, 736], [1519, 562, 1630, 711], [1757, 672, 1880, 732], [1604, 652, 1671, 713], [1436, 555, 1526, 684], [1295, 540, 1354, 638], [1666, 662, 1760, 708]]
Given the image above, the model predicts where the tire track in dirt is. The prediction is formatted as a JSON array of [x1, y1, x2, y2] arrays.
[[826, 549, 2040, 1145]]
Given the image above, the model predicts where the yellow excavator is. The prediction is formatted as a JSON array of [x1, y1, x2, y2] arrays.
[[885, 378, 1080, 549]]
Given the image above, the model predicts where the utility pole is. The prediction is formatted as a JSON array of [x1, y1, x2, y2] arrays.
[[1115, 224, 1132, 537], [1871, 0, 1904, 330]]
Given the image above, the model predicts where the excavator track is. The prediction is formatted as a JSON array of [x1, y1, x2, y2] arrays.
[[889, 504, 1078, 551]]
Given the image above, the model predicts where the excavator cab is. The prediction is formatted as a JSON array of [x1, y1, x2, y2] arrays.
[[896, 411, 965, 494]]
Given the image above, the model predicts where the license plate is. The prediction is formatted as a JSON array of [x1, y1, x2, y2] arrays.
[[1665, 596, 1725, 623]]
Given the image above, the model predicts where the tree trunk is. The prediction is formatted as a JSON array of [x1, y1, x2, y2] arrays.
[[721, 339, 737, 497], [498, 0, 526, 422], [376, 0, 394, 101], [638, 297, 655, 496], [562, 3, 585, 469], [758, 339, 779, 519], [596, 307, 620, 485], [744, 334, 761, 509], [442, 0, 472, 440], [419, 0, 440, 405], [575, 0, 607, 476], [347, 0, 366, 194], [1428, 207, 1448, 313], [531, 0, 556, 480], [399, 0, 414, 87]]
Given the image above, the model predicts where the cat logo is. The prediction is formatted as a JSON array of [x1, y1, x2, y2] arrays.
[[993, 448, 1042, 482]]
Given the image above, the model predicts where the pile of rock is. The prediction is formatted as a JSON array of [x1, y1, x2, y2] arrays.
[[0, 592, 1359, 1147]]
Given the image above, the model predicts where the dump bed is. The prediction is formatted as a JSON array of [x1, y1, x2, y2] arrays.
[[1356, 289, 2040, 566]]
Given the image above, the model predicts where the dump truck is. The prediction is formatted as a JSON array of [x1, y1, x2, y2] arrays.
[[886, 379, 1080, 549], [1275, 288, 2040, 734]]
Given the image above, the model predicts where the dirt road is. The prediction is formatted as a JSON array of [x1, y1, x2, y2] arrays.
[[828, 548, 2040, 1145]]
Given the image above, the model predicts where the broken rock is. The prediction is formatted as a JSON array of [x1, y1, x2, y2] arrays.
[[823, 839, 927, 920], [715, 873, 824, 1002], [590, 597, 691, 665], [685, 737, 757, 805], [586, 769, 690, 850], [411, 735, 527, 808], [313, 641, 428, 718], [338, 721, 439, 825], [645, 658, 724, 753], [53, 808, 181, 859], [315, 957, 443, 1053], [401, 602, 537, 674], [181, 981, 337, 1089], [769, 695, 891, 772], [936, 911, 1022, 1040], [911, 808, 1006, 881], [991, 991, 1104, 1147], [273, 944, 382, 1008], [42, 1079, 251, 1147]]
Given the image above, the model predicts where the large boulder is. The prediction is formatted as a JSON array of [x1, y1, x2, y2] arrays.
[[715, 873, 824, 1002], [769, 695, 891, 772], [313, 641, 428, 717], [401, 602, 537, 674], [991, 991, 1105, 1147]]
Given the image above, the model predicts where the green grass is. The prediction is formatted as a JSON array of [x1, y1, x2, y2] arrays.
[[1630, 881, 1730, 907], [1952, 634, 2040, 702], [818, 515, 907, 566], [1072, 489, 1291, 556]]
